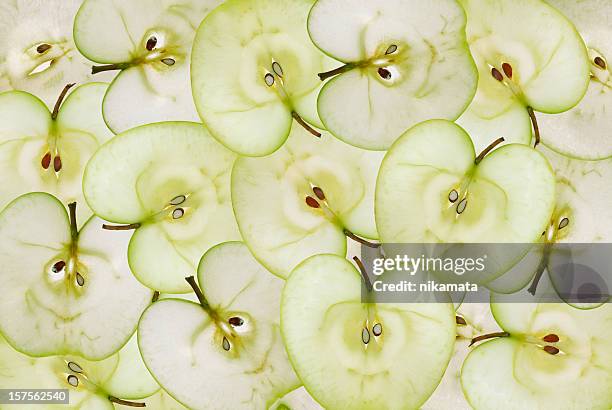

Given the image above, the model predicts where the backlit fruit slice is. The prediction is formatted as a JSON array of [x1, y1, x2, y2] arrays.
[[74, 0, 220, 133], [270, 387, 323, 410], [83, 122, 240, 293], [138, 242, 300, 409], [0, 333, 158, 409], [0, 83, 112, 227], [281, 255, 456, 409], [0, 193, 152, 360], [539, 0, 612, 159], [457, 0, 590, 150], [0, 0, 103, 108], [308, 0, 477, 150], [462, 302, 612, 410], [144, 390, 189, 410], [376, 120, 555, 243], [232, 126, 383, 278], [191, 0, 333, 156]]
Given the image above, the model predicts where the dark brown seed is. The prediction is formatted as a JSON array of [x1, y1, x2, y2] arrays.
[[52, 260, 66, 273], [228, 317, 244, 327], [37, 44, 52, 54], [594, 57, 606, 69], [543, 345, 560, 355], [542, 333, 559, 343], [53, 155, 62, 172], [491, 67, 503, 82], [41, 152, 51, 169], [502, 62, 513, 78], [313, 186, 325, 201], [456, 316, 467, 325], [377, 67, 392, 80], [146, 36, 157, 51], [305, 196, 320, 208]]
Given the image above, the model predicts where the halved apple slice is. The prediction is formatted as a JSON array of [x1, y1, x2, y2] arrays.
[[0, 83, 112, 227], [191, 0, 334, 156], [462, 302, 612, 409], [270, 386, 323, 410], [138, 242, 300, 409], [456, 0, 590, 151], [232, 126, 383, 278], [0, 193, 151, 360], [376, 120, 556, 243], [281, 254, 456, 409], [83, 122, 239, 293], [74, 0, 220, 133], [144, 389, 188, 410], [307, 0, 477, 150]]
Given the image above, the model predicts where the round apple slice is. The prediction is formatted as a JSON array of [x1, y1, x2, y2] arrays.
[[281, 254, 456, 408], [0, 83, 113, 227], [307, 0, 477, 150], [74, 0, 221, 133], [375, 120, 556, 243], [232, 126, 383, 278], [0, 193, 152, 360], [191, 0, 334, 156], [138, 242, 300, 409], [462, 302, 612, 409], [83, 121, 239, 293], [456, 0, 590, 150], [538, 0, 612, 159]]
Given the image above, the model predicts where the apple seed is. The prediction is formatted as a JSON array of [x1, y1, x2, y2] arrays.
[[169, 195, 186, 205], [67, 361, 83, 373], [52, 260, 66, 273], [41, 152, 51, 169], [76, 272, 85, 287], [229, 316, 244, 327], [372, 323, 382, 336], [305, 196, 320, 208], [377, 67, 392, 80], [385, 44, 397, 55], [594, 56, 606, 70], [448, 189, 459, 203], [67, 375, 79, 387], [146, 36, 157, 51], [36, 43, 52, 54], [53, 155, 62, 172], [558, 217, 569, 230], [543, 345, 560, 355], [542, 333, 559, 343], [264, 73, 275, 86], [313, 186, 325, 201], [502, 62, 513, 78], [361, 327, 370, 344], [272, 62, 283, 77], [222, 336, 231, 351], [456, 198, 467, 214], [161, 58, 175, 66], [172, 208, 185, 219], [491, 67, 503, 82]]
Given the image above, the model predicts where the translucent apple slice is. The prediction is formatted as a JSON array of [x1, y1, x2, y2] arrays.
[[539, 0, 612, 159], [144, 390, 188, 410], [462, 302, 612, 409], [270, 386, 323, 410], [138, 242, 300, 409], [307, 0, 477, 150], [191, 0, 334, 156], [73, 0, 220, 133], [83, 122, 239, 293], [457, 0, 590, 150], [376, 120, 556, 243], [0, 193, 152, 360], [0, 83, 113, 227], [281, 254, 456, 408], [232, 126, 383, 278]]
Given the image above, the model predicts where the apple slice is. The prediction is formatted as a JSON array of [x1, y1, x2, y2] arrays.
[[270, 387, 323, 410], [191, 0, 333, 156], [538, 0, 612, 159], [83, 121, 240, 293], [462, 302, 612, 409], [376, 120, 556, 243], [74, 0, 221, 133], [0, 83, 113, 227], [138, 241, 300, 409], [307, 0, 477, 150], [232, 126, 383, 278], [456, 0, 590, 151], [281, 254, 456, 408], [144, 389, 189, 410], [0, 193, 152, 360]]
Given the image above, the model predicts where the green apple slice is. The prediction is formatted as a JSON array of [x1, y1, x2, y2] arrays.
[[376, 119, 556, 243], [0, 193, 152, 360], [539, 0, 612, 159], [270, 387, 323, 410], [462, 302, 612, 409], [307, 0, 477, 150], [191, 0, 333, 156], [281, 254, 456, 409], [74, 0, 220, 133], [232, 126, 383, 278], [138, 241, 300, 409], [83, 121, 240, 293], [0, 83, 112, 227], [457, 0, 590, 151], [144, 389, 189, 410]]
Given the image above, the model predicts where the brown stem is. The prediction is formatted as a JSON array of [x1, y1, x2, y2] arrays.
[[344, 229, 381, 248], [318, 64, 355, 81], [353, 256, 372, 291], [52, 83, 76, 120], [108, 396, 145, 407], [102, 223, 141, 231], [527, 106, 540, 148], [475, 137, 505, 164], [185, 276, 211, 312], [469, 331, 510, 347], [92, 63, 130, 75], [68, 202, 78, 241], [292, 112, 321, 138], [527, 244, 551, 296], [151, 291, 160, 303]]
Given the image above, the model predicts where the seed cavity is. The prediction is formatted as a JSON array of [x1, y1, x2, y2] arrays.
[[222, 336, 230, 351], [594, 56, 606, 70], [67, 375, 79, 387], [264, 73, 275, 86], [169, 195, 186, 205], [456, 198, 467, 214], [377, 67, 392, 80], [53, 156, 62, 172], [161, 58, 175, 66], [305, 196, 320, 209], [543, 345, 560, 355], [448, 189, 459, 203], [172, 208, 185, 219], [361, 328, 370, 344], [312, 186, 325, 201], [68, 361, 83, 373], [502, 62, 513, 78], [37, 44, 52, 54], [146, 36, 157, 51], [76, 272, 85, 287], [558, 217, 569, 230], [542, 333, 559, 343], [385, 44, 398, 55], [229, 316, 244, 327], [491, 67, 503, 82], [272, 62, 283, 77], [372, 323, 382, 336], [52, 260, 66, 273]]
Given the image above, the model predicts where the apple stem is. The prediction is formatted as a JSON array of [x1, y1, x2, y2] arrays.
[[352, 256, 372, 291], [68, 202, 78, 241], [475, 137, 505, 164], [151, 291, 160, 303], [51, 83, 76, 120], [292, 112, 321, 138], [344, 229, 381, 248], [527, 106, 540, 147], [469, 331, 510, 347], [91, 63, 130, 75], [527, 245, 551, 296], [108, 396, 146, 407], [185, 276, 212, 312], [102, 223, 141, 231], [318, 64, 354, 81]]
